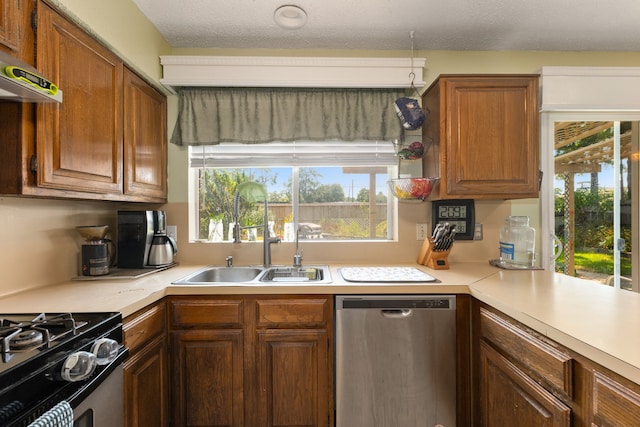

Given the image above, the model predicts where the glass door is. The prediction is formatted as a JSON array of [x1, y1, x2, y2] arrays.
[[548, 119, 638, 290]]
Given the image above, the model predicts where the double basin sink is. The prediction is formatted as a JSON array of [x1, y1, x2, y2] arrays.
[[172, 265, 332, 285]]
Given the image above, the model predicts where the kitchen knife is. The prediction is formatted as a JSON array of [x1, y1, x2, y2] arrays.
[[431, 223, 444, 240], [443, 225, 457, 250], [432, 222, 448, 249], [435, 225, 447, 251]]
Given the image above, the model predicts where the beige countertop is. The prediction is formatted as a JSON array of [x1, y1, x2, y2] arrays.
[[1, 262, 639, 384]]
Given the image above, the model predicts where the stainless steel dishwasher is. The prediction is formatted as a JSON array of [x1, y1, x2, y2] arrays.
[[336, 295, 457, 427]]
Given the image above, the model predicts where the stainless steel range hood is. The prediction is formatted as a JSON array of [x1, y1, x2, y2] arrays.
[[0, 51, 62, 103]]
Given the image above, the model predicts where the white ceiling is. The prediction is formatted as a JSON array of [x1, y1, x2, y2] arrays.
[[131, 0, 640, 51]]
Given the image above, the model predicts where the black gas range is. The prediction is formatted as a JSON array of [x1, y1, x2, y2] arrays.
[[0, 312, 127, 426]]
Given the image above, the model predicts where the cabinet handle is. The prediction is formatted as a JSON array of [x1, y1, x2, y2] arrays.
[[381, 309, 412, 318]]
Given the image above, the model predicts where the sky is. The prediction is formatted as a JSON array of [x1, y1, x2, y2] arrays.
[[554, 163, 623, 191]]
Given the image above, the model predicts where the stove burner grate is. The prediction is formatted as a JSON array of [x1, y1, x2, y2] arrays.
[[0, 313, 88, 360]]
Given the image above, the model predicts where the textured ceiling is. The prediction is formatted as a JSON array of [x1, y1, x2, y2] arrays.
[[131, 0, 640, 51]]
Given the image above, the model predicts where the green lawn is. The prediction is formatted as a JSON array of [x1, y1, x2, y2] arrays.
[[557, 251, 631, 276]]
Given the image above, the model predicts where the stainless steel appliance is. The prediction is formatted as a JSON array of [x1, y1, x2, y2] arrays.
[[335, 295, 457, 427], [148, 211, 177, 266], [0, 312, 127, 426], [118, 210, 178, 268]]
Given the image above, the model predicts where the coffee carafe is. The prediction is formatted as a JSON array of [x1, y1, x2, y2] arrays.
[[148, 235, 177, 266], [76, 225, 114, 276], [148, 211, 177, 266]]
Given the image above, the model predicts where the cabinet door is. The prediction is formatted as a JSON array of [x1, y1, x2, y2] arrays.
[[123, 68, 167, 201], [592, 370, 640, 426], [424, 75, 539, 199], [123, 335, 168, 427], [256, 329, 330, 427], [171, 329, 244, 427], [480, 341, 570, 427], [35, 2, 123, 196], [0, 1, 19, 53]]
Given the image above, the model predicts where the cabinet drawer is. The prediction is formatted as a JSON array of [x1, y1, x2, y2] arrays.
[[124, 301, 166, 352], [169, 297, 243, 328], [256, 298, 329, 327], [593, 370, 640, 425], [480, 307, 573, 398]]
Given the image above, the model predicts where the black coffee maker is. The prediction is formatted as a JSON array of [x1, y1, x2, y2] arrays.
[[117, 210, 177, 268]]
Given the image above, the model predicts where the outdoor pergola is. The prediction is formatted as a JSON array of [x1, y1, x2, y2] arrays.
[[554, 121, 633, 275]]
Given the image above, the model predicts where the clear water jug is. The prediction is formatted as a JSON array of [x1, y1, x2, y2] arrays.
[[499, 216, 535, 268]]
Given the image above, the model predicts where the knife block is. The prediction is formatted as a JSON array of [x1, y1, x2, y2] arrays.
[[422, 239, 451, 270]]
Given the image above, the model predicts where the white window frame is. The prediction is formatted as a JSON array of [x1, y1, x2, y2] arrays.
[[539, 67, 640, 292], [187, 141, 398, 242], [540, 67, 640, 274]]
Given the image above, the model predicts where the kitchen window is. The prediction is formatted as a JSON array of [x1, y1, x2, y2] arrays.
[[188, 141, 397, 242]]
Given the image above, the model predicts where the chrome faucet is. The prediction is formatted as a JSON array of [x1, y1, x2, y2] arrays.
[[263, 212, 281, 267], [293, 226, 303, 267], [233, 192, 280, 267]]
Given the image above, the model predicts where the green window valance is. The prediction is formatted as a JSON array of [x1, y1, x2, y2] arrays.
[[170, 87, 406, 145]]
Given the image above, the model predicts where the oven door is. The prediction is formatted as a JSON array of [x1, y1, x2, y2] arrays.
[[73, 365, 123, 427]]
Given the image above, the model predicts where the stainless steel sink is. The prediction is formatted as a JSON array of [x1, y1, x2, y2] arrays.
[[172, 265, 331, 285], [259, 266, 330, 283], [172, 266, 264, 284]]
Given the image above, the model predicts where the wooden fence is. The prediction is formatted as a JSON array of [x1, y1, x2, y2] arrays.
[[270, 202, 388, 239]]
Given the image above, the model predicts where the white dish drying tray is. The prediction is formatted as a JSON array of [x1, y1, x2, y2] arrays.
[[339, 267, 439, 283]]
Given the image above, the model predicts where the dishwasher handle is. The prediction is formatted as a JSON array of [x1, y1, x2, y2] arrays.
[[381, 309, 413, 318]]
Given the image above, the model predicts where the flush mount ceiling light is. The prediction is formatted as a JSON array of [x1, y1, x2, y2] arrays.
[[274, 5, 308, 30]]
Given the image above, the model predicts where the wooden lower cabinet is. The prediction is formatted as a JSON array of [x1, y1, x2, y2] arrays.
[[480, 341, 570, 426], [592, 370, 640, 426], [123, 335, 168, 427], [171, 329, 244, 426], [123, 301, 169, 427], [474, 300, 640, 427], [256, 329, 330, 427], [169, 295, 333, 427]]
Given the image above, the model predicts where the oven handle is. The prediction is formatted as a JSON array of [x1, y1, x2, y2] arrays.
[[67, 347, 128, 408]]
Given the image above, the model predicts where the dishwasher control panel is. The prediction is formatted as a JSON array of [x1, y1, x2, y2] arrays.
[[336, 295, 455, 310]]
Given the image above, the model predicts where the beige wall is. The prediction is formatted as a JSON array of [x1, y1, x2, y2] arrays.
[[52, 0, 172, 80], [1, 0, 640, 296]]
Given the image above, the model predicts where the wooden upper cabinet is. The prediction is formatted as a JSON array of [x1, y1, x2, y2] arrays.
[[0, 0, 35, 64], [36, 1, 123, 196], [124, 67, 167, 201], [423, 75, 540, 199], [0, 1, 167, 202], [0, 1, 20, 54]]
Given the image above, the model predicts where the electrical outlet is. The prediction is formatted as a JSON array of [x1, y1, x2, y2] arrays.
[[474, 223, 483, 240], [416, 223, 430, 240], [167, 225, 177, 241]]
